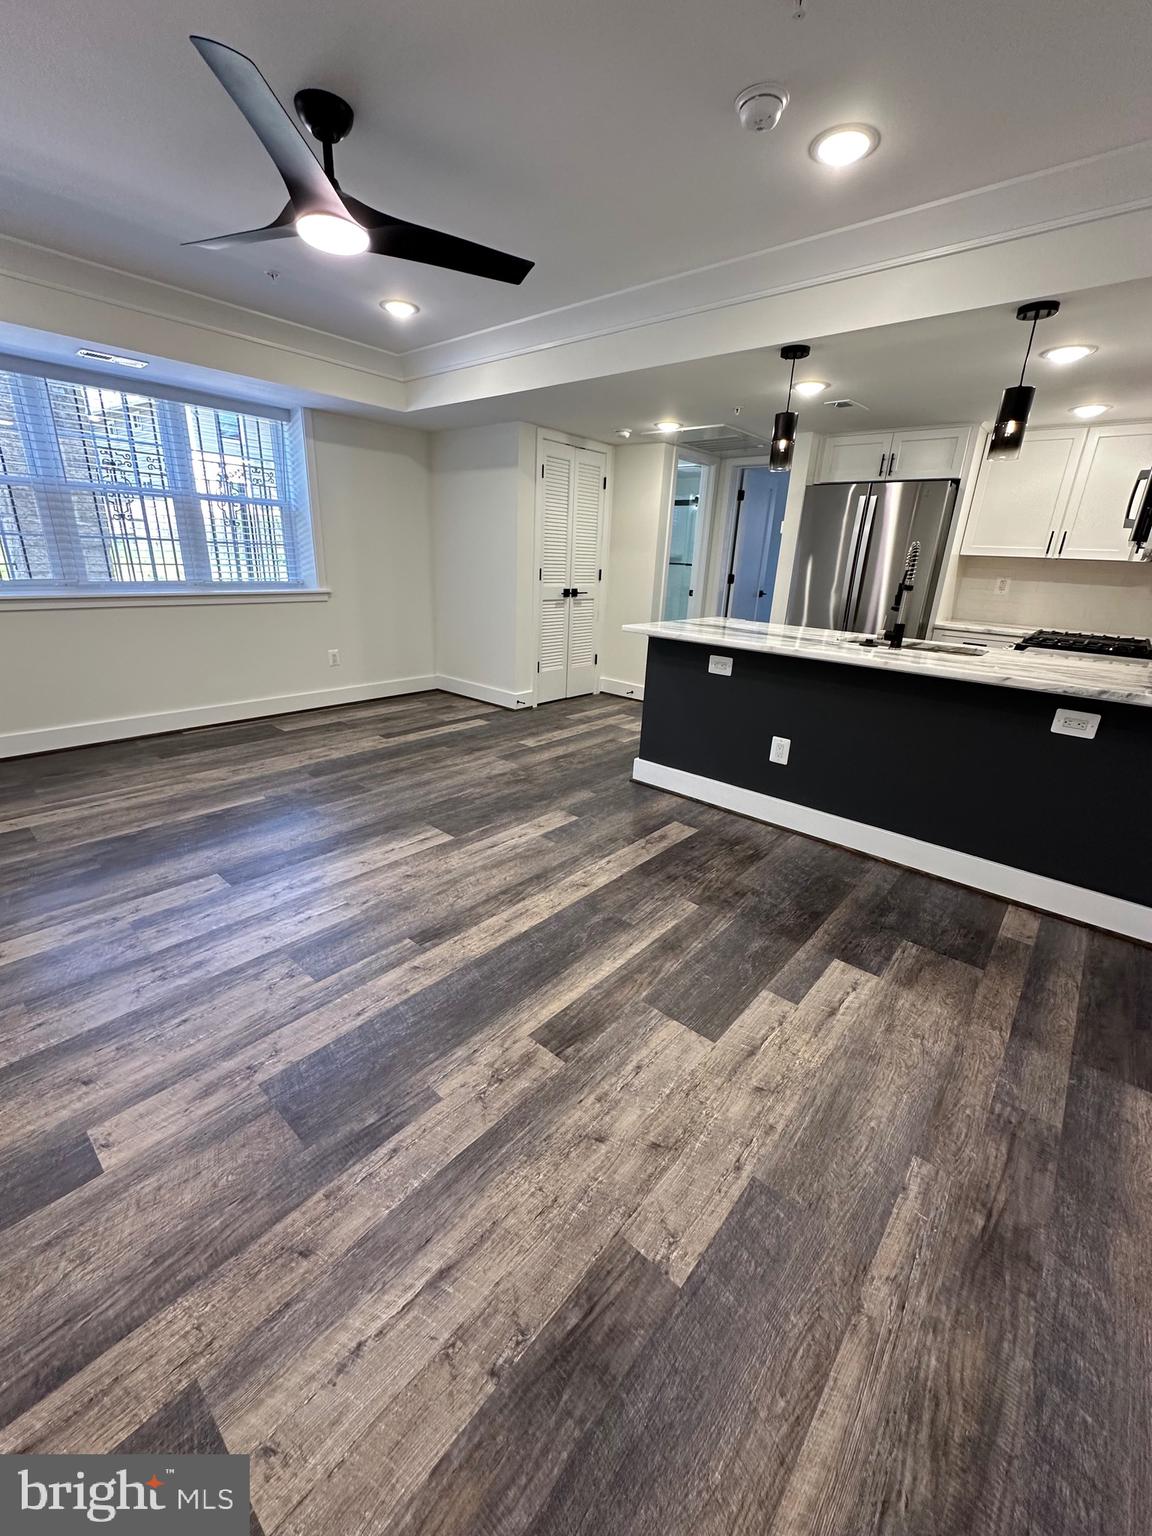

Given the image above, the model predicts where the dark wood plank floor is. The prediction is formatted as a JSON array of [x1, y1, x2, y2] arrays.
[[0, 689, 1148, 1534]]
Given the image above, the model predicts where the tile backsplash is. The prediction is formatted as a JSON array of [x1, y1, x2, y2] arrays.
[[952, 556, 1152, 633]]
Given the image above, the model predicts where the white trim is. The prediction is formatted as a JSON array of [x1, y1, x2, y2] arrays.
[[435, 673, 533, 710], [600, 676, 644, 701], [632, 757, 1152, 944], [0, 676, 437, 759], [0, 588, 331, 612]]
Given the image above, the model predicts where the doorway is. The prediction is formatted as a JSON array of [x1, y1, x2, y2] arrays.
[[662, 457, 714, 621], [722, 465, 789, 621]]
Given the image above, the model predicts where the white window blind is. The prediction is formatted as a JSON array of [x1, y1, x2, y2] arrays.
[[0, 360, 316, 595]]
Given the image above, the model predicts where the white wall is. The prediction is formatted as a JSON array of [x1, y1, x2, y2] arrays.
[[432, 422, 536, 708], [0, 411, 435, 754], [599, 442, 675, 699]]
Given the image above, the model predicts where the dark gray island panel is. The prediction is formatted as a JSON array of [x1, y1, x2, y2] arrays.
[[635, 636, 1151, 938]]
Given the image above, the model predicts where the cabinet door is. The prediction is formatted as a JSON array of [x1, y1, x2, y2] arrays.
[[1058, 423, 1152, 561], [889, 426, 971, 480], [961, 427, 1087, 558], [818, 432, 891, 483]]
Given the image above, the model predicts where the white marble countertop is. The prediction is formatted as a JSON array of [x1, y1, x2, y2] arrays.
[[623, 617, 1152, 708]]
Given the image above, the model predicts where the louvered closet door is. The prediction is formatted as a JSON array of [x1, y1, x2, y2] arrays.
[[565, 449, 606, 697], [536, 442, 606, 702], [537, 444, 574, 703]]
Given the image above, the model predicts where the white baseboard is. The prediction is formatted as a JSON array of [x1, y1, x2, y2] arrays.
[[435, 674, 533, 710], [633, 757, 1152, 944], [0, 676, 438, 758], [600, 677, 645, 702]]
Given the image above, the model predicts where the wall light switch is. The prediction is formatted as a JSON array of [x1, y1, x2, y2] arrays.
[[1051, 708, 1100, 740], [708, 655, 733, 676], [770, 735, 791, 765], [994, 576, 1011, 595], [328, 648, 341, 667]]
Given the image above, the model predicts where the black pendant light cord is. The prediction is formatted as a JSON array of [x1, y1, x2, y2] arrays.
[[785, 352, 798, 412], [1018, 313, 1040, 386]]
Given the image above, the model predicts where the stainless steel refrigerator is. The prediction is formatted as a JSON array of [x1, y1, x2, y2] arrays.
[[784, 478, 959, 638]]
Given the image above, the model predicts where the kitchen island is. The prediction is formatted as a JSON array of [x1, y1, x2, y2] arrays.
[[624, 617, 1152, 941]]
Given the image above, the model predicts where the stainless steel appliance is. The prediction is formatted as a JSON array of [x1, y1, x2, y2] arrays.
[[784, 478, 959, 637], [1125, 469, 1152, 561], [1014, 629, 1152, 660]]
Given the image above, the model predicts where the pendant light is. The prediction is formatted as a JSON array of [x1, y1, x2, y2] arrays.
[[987, 300, 1060, 460], [770, 344, 811, 471]]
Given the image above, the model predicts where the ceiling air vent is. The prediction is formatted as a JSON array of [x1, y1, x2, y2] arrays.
[[641, 422, 772, 456], [824, 398, 869, 410]]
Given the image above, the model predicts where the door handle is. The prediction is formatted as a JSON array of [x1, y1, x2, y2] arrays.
[[560, 587, 573, 597], [571, 589, 588, 598]]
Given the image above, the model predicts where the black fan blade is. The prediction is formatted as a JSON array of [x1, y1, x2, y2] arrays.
[[183, 203, 298, 249], [190, 36, 344, 218], [342, 195, 533, 285]]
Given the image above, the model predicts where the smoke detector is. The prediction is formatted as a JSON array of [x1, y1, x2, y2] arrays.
[[735, 82, 790, 133]]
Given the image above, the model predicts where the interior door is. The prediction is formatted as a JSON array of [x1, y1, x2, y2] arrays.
[[537, 443, 574, 704], [565, 449, 606, 696], [536, 441, 605, 702]]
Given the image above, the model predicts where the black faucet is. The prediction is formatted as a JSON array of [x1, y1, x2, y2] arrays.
[[884, 541, 921, 649]]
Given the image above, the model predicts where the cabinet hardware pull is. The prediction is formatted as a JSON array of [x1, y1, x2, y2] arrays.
[[1058, 531, 1068, 557], [1045, 531, 1054, 557]]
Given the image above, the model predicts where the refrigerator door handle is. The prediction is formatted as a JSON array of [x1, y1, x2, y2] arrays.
[[843, 492, 878, 630]]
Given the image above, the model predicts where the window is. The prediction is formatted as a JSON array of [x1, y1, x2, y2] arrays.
[[0, 361, 316, 597]]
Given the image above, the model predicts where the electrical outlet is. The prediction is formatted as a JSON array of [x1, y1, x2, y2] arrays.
[[994, 576, 1011, 595], [1051, 708, 1100, 740], [770, 735, 791, 765], [327, 648, 341, 667], [708, 655, 733, 676]]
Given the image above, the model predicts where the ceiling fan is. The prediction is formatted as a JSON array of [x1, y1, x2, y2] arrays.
[[185, 36, 534, 285]]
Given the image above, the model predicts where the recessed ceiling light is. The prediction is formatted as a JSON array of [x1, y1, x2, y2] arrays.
[[793, 380, 829, 398], [76, 349, 149, 369], [810, 124, 880, 167], [380, 299, 420, 319], [295, 212, 370, 256], [654, 420, 683, 433], [1070, 403, 1111, 418], [1041, 344, 1097, 366]]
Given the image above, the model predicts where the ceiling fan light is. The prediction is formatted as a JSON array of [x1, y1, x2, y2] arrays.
[[295, 212, 369, 255]]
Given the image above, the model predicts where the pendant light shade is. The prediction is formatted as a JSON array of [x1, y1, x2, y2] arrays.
[[987, 301, 1059, 461], [770, 344, 810, 472]]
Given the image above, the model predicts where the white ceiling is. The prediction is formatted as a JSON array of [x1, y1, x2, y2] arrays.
[[1, 0, 1149, 353], [400, 276, 1152, 440]]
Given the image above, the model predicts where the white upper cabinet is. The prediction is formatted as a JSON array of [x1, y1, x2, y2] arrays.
[[1060, 423, 1152, 561], [817, 426, 971, 483], [818, 432, 892, 483], [961, 427, 1087, 558], [888, 426, 972, 480]]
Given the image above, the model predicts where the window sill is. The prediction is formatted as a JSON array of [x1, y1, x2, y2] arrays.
[[0, 588, 331, 612]]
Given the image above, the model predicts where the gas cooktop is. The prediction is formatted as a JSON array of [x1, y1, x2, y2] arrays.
[[1015, 629, 1152, 661]]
